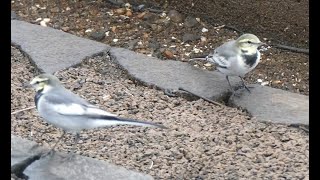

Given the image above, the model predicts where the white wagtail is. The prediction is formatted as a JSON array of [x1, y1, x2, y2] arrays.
[[191, 33, 266, 93], [29, 73, 166, 155]]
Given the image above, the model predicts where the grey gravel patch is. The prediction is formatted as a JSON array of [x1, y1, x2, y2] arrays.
[[182, 33, 201, 43], [89, 31, 106, 41], [11, 47, 153, 180], [12, 135, 153, 180], [168, 10, 184, 23], [11, 20, 109, 73], [184, 16, 199, 28], [12, 46, 309, 179], [229, 84, 309, 125], [109, 47, 241, 101]]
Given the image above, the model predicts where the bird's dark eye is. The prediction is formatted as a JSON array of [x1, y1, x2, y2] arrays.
[[247, 41, 252, 44]]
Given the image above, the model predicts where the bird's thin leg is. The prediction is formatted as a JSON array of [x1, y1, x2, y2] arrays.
[[41, 131, 66, 158], [239, 76, 251, 93], [29, 0, 34, 15], [72, 133, 80, 154], [50, 131, 66, 151], [58, 0, 62, 13], [226, 76, 235, 93], [63, 133, 79, 161]]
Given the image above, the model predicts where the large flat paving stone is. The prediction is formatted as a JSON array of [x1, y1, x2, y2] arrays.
[[11, 135, 153, 180], [110, 47, 241, 100], [229, 84, 309, 125], [11, 20, 109, 73]]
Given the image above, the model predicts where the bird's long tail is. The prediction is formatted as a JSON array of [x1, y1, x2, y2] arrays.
[[190, 54, 208, 59], [92, 115, 167, 129], [189, 56, 207, 61]]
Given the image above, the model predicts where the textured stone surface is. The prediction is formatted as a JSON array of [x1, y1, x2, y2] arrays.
[[229, 84, 309, 125], [11, 135, 45, 166], [11, 18, 309, 179], [11, 20, 308, 127], [11, 20, 109, 73], [109, 47, 241, 101], [11, 135, 153, 180]]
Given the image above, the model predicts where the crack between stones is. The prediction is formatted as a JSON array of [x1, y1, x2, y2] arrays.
[[11, 152, 43, 179], [107, 50, 252, 112]]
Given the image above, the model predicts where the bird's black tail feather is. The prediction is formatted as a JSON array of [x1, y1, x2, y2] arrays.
[[92, 115, 167, 129]]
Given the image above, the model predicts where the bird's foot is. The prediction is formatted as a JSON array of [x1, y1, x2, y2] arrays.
[[164, 89, 177, 97], [244, 86, 251, 93], [230, 89, 241, 98], [60, 153, 76, 162], [243, 85, 255, 93], [41, 149, 56, 159]]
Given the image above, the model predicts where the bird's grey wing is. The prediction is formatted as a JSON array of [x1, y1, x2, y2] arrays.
[[207, 40, 236, 68], [42, 90, 166, 129], [206, 53, 230, 68], [42, 89, 116, 117]]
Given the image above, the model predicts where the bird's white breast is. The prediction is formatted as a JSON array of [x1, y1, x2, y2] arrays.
[[217, 50, 260, 77]]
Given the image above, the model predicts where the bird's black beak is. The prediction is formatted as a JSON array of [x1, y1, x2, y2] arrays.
[[22, 82, 33, 89], [258, 42, 267, 47], [257, 42, 268, 51], [189, 57, 207, 61]]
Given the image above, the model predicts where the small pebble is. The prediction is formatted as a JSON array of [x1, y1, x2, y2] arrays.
[[43, 18, 50, 23], [202, 28, 208, 33], [40, 21, 47, 27]]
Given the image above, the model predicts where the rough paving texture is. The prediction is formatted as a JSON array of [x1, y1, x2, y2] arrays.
[[11, 20, 308, 125], [11, 17, 242, 101], [110, 47, 241, 101], [11, 20, 109, 73], [11, 135, 45, 166], [11, 1, 309, 96], [11, 46, 309, 179], [231, 85, 309, 126], [12, 135, 153, 180]]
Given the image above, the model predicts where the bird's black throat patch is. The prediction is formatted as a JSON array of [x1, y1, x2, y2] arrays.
[[242, 52, 258, 67], [35, 90, 43, 108]]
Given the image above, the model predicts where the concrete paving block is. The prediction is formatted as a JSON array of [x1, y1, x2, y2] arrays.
[[110, 47, 241, 101], [11, 20, 110, 73], [11, 135, 46, 166], [229, 84, 309, 125], [11, 135, 153, 180]]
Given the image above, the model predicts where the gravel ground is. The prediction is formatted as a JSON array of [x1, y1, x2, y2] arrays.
[[11, 46, 309, 179], [11, 0, 309, 96]]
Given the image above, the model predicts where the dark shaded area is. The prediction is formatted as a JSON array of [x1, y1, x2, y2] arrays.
[[128, 0, 309, 48], [11, 153, 42, 179]]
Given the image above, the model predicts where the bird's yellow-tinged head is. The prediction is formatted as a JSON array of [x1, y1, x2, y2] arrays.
[[30, 73, 62, 92], [236, 33, 266, 54]]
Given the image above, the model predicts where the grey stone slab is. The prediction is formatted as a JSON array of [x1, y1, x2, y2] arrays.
[[11, 135, 46, 166], [11, 20, 110, 74], [11, 135, 153, 180], [229, 84, 309, 125], [110, 47, 241, 100]]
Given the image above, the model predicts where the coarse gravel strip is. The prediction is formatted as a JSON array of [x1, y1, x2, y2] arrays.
[[11, 46, 309, 179], [11, 0, 309, 96]]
